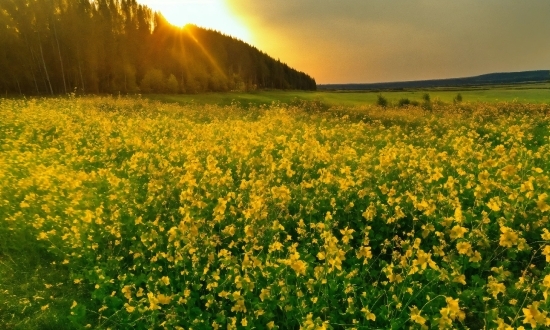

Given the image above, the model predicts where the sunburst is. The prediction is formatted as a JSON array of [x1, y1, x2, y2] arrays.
[[139, 0, 251, 42]]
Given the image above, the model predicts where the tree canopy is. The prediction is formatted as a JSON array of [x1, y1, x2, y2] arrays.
[[0, 0, 317, 95]]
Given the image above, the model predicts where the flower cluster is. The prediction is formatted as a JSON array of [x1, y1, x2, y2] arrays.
[[1, 97, 549, 328]]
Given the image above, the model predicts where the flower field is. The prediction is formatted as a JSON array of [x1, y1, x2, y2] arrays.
[[1, 96, 550, 329]]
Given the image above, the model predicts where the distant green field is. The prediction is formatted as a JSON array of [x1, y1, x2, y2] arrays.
[[146, 85, 550, 107]]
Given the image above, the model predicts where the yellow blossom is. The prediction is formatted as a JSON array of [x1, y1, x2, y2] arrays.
[[522, 302, 547, 328], [499, 226, 518, 248], [537, 193, 550, 212], [409, 306, 426, 325], [360, 307, 376, 321], [543, 245, 550, 262], [450, 225, 469, 240], [487, 276, 506, 298], [456, 241, 472, 255], [124, 303, 135, 313]]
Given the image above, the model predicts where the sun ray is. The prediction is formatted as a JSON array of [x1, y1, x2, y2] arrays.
[[184, 27, 227, 79]]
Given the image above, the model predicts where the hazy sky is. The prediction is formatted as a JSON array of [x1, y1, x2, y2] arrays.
[[142, 0, 550, 84]]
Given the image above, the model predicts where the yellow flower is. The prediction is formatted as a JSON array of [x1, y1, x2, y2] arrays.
[[259, 288, 270, 302], [154, 294, 170, 305], [269, 241, 283, 253], [445, 297, 465, 321], [409, 306, 426, 325], [487, 197, 501, 212], [147, 292, 160, 310], [121, 285, 132, 300], [487, 276, 506, 298], [499, 226, 518, 248], [291, 259, 307, 276], [124, 303, 135, 313], [340, 227, 355, 244], [454, 206, 463, 222], [360, 307, 376, 321], [453, 274, 467, 285], [161, 276, 170, 286], [456, 241, 472, 255], [537, 193, 550, 212], [469, 251, 482, 263], [450, 225, 468, 240], [522, 302, 547, 328], [543, 245, 550, 262], [362, 203, 376, 221], [541, 228, 550, 240], [356, 246, 372, 264]]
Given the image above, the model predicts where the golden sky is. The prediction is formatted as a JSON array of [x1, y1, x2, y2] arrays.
[[141, 0, 550, 84]]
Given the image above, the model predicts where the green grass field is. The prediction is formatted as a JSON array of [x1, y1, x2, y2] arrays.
[[146, 85, 550, 108], [1, 95, 550, 329]]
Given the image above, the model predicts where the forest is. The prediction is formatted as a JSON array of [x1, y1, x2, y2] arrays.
[[0, 0, 317, 95]]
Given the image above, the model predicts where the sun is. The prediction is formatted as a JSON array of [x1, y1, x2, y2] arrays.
[[139, 0, 251, 43]]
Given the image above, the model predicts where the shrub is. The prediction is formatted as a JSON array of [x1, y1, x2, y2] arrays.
[[421, 93, 432, 110], [398, 98, 411, 107], [377, 94, 388, 107], [166, 74, 179, 94], [454, 93, 463, 103], [140, 68, 165, 93]]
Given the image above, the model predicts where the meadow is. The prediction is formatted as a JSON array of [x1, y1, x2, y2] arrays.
[[146, 84, 550, 108], [1, 95, 550, 329]]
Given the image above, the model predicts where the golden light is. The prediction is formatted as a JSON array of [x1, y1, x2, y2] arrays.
[[139, 0, 251, 43]]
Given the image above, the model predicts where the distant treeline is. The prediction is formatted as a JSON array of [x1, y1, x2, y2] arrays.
[[319, 70, 550, 91], [0, 0, 317, 95]]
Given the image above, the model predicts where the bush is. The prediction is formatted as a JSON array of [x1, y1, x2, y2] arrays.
[[166, 74, 179, 94], [398, 98, 411, 107], [377, 94, 388, 107], [140, 68, 165, 93], [454, 93, 463, 103], [421, 93, 432, 110]]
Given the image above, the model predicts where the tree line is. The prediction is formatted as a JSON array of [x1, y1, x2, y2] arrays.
[[0, 0, 317, 95]]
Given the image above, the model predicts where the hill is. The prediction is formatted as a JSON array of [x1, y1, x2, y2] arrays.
[[319, 70, 550, 91], [0, 0, 316, 95]]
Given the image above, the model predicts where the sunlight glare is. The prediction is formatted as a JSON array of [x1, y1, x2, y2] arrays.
[[139, 0, 251, 43]]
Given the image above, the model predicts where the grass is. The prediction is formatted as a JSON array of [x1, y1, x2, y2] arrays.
[[145, 83, 550, 108], [0, 233, 90, 329]]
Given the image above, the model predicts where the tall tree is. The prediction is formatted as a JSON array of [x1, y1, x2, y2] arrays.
[[0, 0, 316, 95]]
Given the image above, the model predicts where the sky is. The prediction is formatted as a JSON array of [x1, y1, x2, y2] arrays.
[[140, 0, 550, 84]]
